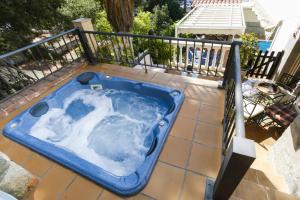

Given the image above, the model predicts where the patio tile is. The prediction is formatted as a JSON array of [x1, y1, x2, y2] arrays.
[[170, 116, 196, 140], [243, 169, 259, 184], [61, 176, 103, 200], [23, 154, 53, 178], [143, 162, 185, 200], [0, 135, 15, 152], [180, 171, 206, 200], [267, 189, 299, 200], [229, 196, 243, 200], [179, 98, 201, 119], [198, 103, 223, 124], [187, 143, 221, 178], [198, 90, 224, 108], [99, 190, 152, 200], [234, 180, 269, 200], [194, 122, 222, 148], [136, 70, 157, 81], [152, 72, 174, 82], [185, 84, 217, 100], [27, 164, 76, 200], [159, 135, 191, 168], [256, 170, 288, 192], [165, 80, 187, 91], [4, 142, 33, 165]]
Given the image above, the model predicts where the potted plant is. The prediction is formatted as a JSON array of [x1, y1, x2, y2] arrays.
[[147, 39, 174, 70], [240, 33, 259, 79]]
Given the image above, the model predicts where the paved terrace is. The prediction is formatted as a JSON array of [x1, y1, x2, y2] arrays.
[[0, 62, 299, 200]]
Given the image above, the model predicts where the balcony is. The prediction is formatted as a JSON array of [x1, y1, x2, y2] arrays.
[[0, 24, 297, 200]]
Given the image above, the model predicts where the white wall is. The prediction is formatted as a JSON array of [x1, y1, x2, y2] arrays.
[[270, 17, 300, 52], [269, 17, 300, 78], [255, 0, 300, 25], [253, 0, 300, 78]]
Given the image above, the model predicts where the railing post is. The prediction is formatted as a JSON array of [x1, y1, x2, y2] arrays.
[[209, 137, 256, 200], [74, 28, 97, 65], [73, 18, 97, 64], [221, 44, 234, 88]]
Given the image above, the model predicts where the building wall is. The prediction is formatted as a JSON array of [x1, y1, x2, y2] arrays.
[[269, 17, 300, 79], [254, 0, 300, 26], [270, 115, 300, 196]]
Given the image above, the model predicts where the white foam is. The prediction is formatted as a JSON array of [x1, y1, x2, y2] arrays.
[[29, 89, 167, 176]]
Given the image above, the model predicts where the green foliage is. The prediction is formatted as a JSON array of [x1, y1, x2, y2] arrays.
[[240, 33, 259, 69], [97, 45, 114, 63], [133, 10, 154, 35], [0, 0, 66, 54], [144, 0, 184, 21], [178, 33, 195, 38], [95, 10, 113, 32], [59, 0, 100, 24], [166, 0, 184, 21], [152, 5, 174, 36], [148, 39, 174, 66]]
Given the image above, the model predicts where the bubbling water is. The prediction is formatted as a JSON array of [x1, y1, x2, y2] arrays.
[[29, 89, 167, 176]]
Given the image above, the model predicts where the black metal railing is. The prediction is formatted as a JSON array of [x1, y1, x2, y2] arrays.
[[246, 50, 284, 79], [82, 30, 232, 77], [0, 29, 85, 101], [1, 28, 256, 200], [222, 43, 246, 149], [206, 42, 256, 200]]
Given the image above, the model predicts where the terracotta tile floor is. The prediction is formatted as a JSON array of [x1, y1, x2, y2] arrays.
[[0, 64, 298, 200], [230, 124, 300, 200]]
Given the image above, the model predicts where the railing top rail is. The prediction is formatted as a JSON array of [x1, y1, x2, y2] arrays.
[[83, 30, 234, 45], [233, 44, 246, 138], [0, 28, 77, 60]]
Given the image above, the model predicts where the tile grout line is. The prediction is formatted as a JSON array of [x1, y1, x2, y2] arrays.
[[178, 98, 203, 200], [158, 160, 215, 180], [95, 188, 104, 200], [56, 174, 77, 200], [140, 192, 157, 200]]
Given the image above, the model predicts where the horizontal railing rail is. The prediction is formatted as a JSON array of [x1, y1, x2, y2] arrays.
[[83, 30, 233, 45], [82, 30, 232, 78], [0, 29, 85, 102]]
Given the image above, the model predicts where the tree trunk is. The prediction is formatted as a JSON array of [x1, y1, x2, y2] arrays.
[[103, 0, 134, 32]]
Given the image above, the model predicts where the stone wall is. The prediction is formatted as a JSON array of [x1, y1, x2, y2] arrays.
[[0, 152, 37, 199], [270, 115, 300, 196]]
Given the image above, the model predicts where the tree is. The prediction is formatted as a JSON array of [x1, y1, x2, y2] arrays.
[[95, 10, 113, 32], [102, 0, 135, 32], [133, 10, 154, 35], [152, 5, 174, 36], [167, 0, 184, 21], [0, 0, 66, 54], [59, 0, 100, 25], [144, 0, 184, 21]]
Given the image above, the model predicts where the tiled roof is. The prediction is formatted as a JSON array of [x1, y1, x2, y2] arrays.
[[192, 0, 241, 7]]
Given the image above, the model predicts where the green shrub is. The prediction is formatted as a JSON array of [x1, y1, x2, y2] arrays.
[[148, 39, 174, 67], [240, 33, 259, 69]]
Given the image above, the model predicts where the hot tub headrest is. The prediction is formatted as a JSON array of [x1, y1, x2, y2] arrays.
[[77, 72, 96, 85], [30, 102, 49, 117]]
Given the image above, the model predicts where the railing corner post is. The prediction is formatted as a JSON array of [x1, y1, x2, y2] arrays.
[[210, 136, 256, 200], [74, 28, 97, 65], [73, 19, 97, 65]]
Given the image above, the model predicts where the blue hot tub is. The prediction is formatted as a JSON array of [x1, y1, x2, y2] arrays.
[[3, 72, 184, 196]]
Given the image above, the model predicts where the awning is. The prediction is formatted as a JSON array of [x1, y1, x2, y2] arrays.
[[175, 4, 246, 36], [192, 0, 241, 7]]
